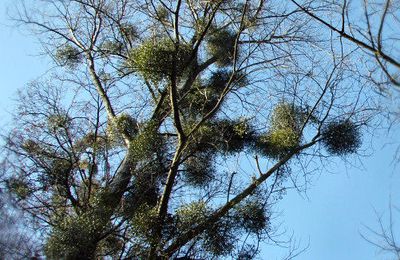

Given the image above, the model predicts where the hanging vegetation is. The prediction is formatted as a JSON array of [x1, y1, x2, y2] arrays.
[[127, 38, 193, 82], [183, 152, 215, 187], [106, 114, 139, 145], [47, 113, 72, 131], [254, 102, 305, 159], [321, 119, 361, 155], [6, 177, 32, 200], [176, 200, 210, 231], [100, 40, 124, 56], [234, 200, 269, 234], [215, 119, 254, 154], [207, 29, 237, 67], [55, 44, 82, 68]]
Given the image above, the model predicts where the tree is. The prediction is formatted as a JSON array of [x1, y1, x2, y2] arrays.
[[290, 0, 400, 88], [1, 0, 381, 259], [361, 202, 400, 260]]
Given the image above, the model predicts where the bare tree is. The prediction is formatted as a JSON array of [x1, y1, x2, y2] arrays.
[[362, 202, 400, 260], [290, 0, 400, 88]]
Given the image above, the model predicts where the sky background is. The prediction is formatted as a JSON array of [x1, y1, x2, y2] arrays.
[[1, 1, 400, 259]]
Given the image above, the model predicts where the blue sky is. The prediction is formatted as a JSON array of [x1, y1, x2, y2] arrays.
[[1, 2, 399, 260]]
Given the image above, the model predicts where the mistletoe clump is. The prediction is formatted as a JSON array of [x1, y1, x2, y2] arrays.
[[47, 114, 72, 131], [321, 119, 361, 155], [100, 40, 124, 56], [6, 177, 32, 200], [107, 114, 138, 144], [55, 44, 82, 68], [127, 38, 193, 82], [207, 29, 237, 67], [128, 120, 165, 162], [215, 119, 254, 154], [234, 201, 269, 234], [255, 102, 305, 159], [45, 212, 107, 259], [183, 152, 215, 187]]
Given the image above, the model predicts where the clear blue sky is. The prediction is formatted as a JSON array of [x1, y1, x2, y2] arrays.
[[1, 2, 399, 260]]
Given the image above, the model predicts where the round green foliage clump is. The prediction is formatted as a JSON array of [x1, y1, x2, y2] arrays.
[[321, 120, 361, 155], [75, 132, 108, 152], [120, 23, 138, 41], [183, 70, 247, 118], [21, 139, 43, 155], [215, 119, 254, 154], [207, 29, 237, 67], [45, 213, 106, 259], [255, 102, 304, 159], [234, 201, 268, 234], [184, 152, 215, 187], [177, 201, 234, 256], [176, 200, 209, 231], [48, 159, 72, 186], [129, 121, 163, 161], [130, 205, 159, 241], [100, 40, 123, 56], [6, 177, 32, 199], [47, 114, 72, 131], [55, 44, 82, 68], [127, 38, 193, 82], [122, 176, 159, 217], [113, 114, 138, 139], [183, 84, 220, 117], [207, 69, 248, 90], [270, 102, 303, 131], [185, 119, 254, 155], [184, 121, 218, 152], [255, 127, 300, 159], [203, 219, 235, 256]]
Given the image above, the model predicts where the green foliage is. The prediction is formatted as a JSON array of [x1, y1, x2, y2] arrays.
[[184, 152, 215, 187], [321, 120, 361, 155], [234, 201, 268, 234], [21, 139, 43, 155], [156, 5, 169, 21], [185, 119, 254, 156], [216, 119, 254, 154], [255, 102, 305, 159], [129, 121, 164, 161], [183, 85, 220, 117], [49, 159, 72, 186], [55, 44, 82, 68], [130, 205, 159, 241], [207, 29, 237, 67], [270, 102, 302, 130], [6, 177, 31, 199], [45, 212, 106, 259], [108, 114, 138, 141], [75, 132, 108, 152], [127, 38, 193, 82], [176, 201, 234, 256], [182, 70, 247, 118], [122, 176, 159, 217], [255, 127, 300, 159], [203, 219, 235, 256], [176, 200, 209, 231], [237, 245, 258, 260], [207, 69, 248, 90]]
